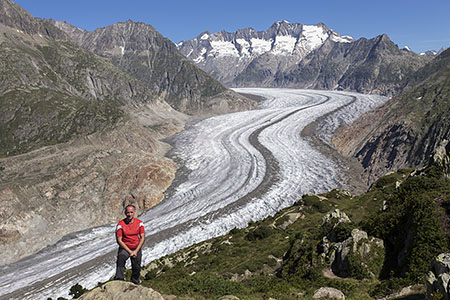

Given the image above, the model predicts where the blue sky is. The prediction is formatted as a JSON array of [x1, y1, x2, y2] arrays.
[[14, 0, 450, 53]]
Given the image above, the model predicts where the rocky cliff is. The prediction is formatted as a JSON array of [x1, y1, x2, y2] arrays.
[[332, 48, 450, 183]]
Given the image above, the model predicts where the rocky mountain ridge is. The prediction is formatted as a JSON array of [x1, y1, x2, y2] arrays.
[[178, 21, 353, 86], [179, 21, 431, 96], [332, 47, 450, 183], [49, 19, 253, 115]]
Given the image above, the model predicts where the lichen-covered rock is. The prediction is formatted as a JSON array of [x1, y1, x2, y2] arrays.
[[313, 287, 345, 299], [426, 253, 450, 300], [321, 209, 351, 228], [323, 228, 384, 279], [432, 139, 450, 177], [218, 296, 241, 300], [79, 281, 164, 300]]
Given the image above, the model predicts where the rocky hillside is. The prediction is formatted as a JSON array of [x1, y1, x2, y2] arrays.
[[0, 0, 255, 265], [70, 165, 447, 300], [178, 21, 430, 96], [50, 19, 253, 114], [333, 48, 450, 184]]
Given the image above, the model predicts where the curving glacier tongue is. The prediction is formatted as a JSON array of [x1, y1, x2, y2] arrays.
[[0, 89, 387, 300]]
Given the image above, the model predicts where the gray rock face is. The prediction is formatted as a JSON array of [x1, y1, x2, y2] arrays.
[[426, 253, 450, 300], [313, 287, 345, 299], [332, 48, 450, 184], [329, 229, 384, 278], [432, 139, 450, 177], [321, 209, 351, 227], [79, 281, 165, 300], [320, 211, 384, 279]]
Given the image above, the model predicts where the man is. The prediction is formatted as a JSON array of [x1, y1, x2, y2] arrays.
[[114, 204, 145, 284]]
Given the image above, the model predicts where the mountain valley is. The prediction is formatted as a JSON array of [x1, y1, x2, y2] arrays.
[[0, 0, 449, 299], [0, 0, 255, 266]]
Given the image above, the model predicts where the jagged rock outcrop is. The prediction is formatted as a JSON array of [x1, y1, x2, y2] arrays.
[[321, 209, 351, 228], [329, 229, 384, 278], [50, 19, 256, 115], [79, 281, 165, 300], [432, 139, 450, 177], [332, 48, 450, 184], [179, 21, 429, 96], [313, 287, 345, 299], [320, 210, 384, 279], [426, 253, 450, 300]]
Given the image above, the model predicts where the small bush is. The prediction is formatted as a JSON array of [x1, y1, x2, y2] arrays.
[[333, 222, 356, 242], [245, 225, 274, 241], [369, 278, 409, 298], [302, 194, 329, 213], [69, 283, 87, 299], [167, 273, 248, 297]]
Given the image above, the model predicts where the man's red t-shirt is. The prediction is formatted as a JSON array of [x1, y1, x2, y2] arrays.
[[115, 218, 145, 249]]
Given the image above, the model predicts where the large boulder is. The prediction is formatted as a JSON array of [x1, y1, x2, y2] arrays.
[[320, 210, 384, 279], [321, 209, 351, 228], [330, 229, 384, 279], [313, 287, 345, 299], [79, 281, 165, 300], [426, 253, 450, 300]]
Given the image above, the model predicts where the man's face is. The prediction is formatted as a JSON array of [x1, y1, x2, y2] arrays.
[[125, 206, 135, 221]]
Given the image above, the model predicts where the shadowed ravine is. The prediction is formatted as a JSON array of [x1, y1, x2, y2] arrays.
[[0, 88, 387, 300]]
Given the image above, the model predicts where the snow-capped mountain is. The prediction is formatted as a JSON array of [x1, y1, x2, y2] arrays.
[[177, 21, 353, 86], [179, 21, 432, 96]]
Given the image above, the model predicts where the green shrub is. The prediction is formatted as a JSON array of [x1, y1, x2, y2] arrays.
[[369, 278, 409, 298], [245, 225, 274, 241], [302, 194, 329, 213], [69, 283, 87, 299], [167, 273, 248, 297], [363, 173, 449, 283], [275, 215, 290, 227], [144, 269, 158, 280], [333, 222, 356, 242]]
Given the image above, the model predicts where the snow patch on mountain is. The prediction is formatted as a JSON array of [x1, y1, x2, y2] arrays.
[[301, 25, 328, 51], [210, 40, 239, 57], [272, 35, 297, 55], [250, 38, 273, 55]]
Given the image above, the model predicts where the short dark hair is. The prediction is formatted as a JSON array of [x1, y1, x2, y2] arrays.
[[124, 204, 136, 212]]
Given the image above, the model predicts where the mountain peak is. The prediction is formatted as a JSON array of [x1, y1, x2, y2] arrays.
[[0, 0, 68, 39], [177, 21, 355, 85]]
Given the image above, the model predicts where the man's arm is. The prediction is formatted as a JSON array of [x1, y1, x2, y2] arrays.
[[130, 233, 145, 257], [116, 236, 133, 254]]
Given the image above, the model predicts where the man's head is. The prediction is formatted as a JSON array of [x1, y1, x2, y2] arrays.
[[124, 204, 136, 222]]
